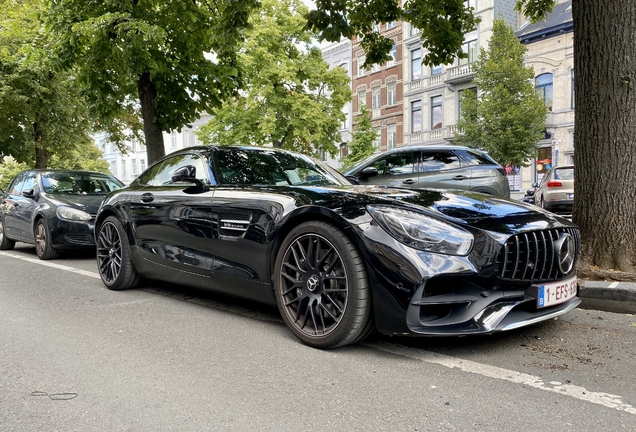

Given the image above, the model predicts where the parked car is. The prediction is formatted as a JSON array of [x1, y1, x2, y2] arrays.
[[95, 145, 580, 349], [0, 170, 124, 259], [343, 145, 511, 198], [534, 165, 574, 214]]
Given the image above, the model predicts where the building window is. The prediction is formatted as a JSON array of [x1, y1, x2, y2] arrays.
[[387, 83, 397, 106], [372, 129, 380, 151], [571, 69, 575, 109], [457, 87, 476, 119], [411, 100, 422, 132], [371, 62, 380, 73], [410, 25, 420, 37], [387, 125, 397, 150], [463, 0, 476, 9], [357, 56, 366, 77], [340, 142, 348, 159], [386, 21, 396, 30], [122, 162, 126, 179], [459, 38, 477, 65], [341, 112, 348, 129], [140, 159, 146, 172], [372, 22, 380, 32], [536, 73, 553, 111], [171, 132, 177, 148], [387, 43, 397, 67], [411, 48, 422, 80], [132, 159, 138, 176], [183, 131, 190, 146], [431, 96, 443, 129], [339, 62, 349, 74], [358, 91, 366, 110], [431, 64, 442, 75], [372, 88, 381, 109], [131, 141, 136, 151]]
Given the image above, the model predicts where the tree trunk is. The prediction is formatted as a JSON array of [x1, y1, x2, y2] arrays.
[[137, 71, 165, 164], [572, 0, 636, 272], [33, 120, 48, 169]]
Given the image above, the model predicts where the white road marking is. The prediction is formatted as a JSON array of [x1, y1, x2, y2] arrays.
[[608, 282, 620, 288], [0, 251, 100, 279], [3, 250, 634, 415], [366, 341, 636, 415]]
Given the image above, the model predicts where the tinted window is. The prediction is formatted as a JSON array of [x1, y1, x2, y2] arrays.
[[460, 150, 498, 166], [213, 148, 348, 186], [41, 172, 124, 195], [8, 172, 27, 195], [141, 154, 211, 186], [420, 152, 460, 172], [371, 153, 414, 176], [553, 167, 574, 180], [22, 172, 37, 193]]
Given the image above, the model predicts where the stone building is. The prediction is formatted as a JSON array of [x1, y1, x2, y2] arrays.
[[516, 0, 574, 187]]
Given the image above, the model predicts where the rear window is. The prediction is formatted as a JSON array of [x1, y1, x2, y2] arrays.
[[553, 167, 574, 180], [460, 150, 499, 166]]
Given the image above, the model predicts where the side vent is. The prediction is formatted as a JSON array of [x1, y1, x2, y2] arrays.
[[218, 212, 252, 239]]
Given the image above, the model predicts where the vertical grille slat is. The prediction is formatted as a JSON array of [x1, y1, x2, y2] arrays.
[[495, 227, 580, 283]]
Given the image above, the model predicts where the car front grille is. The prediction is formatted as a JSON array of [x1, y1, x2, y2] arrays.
[[495, 227, 580, 282]]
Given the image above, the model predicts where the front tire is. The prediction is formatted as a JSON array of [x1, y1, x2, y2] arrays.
[[35, 219, 59, 260], [0, 218, 15, 250], [96, 216, 142, 290], [274, 221, 374, 349]]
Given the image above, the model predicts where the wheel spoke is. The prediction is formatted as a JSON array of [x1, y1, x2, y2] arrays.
[[319, 302, 338, 321], [323, 293, 344, 315]]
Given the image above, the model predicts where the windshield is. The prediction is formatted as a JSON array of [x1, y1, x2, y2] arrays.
[[213, 148, 351, 187], [42, 172, 124, 195]]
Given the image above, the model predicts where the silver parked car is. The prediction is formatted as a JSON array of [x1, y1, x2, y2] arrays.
[[534, 165, 574, 214], [343, 145, 511, 198]]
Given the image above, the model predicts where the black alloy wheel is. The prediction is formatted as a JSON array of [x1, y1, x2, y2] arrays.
[[0, 218, 16, 250], [96, 216, 142, 290], [274, 221, 374, 349], [34, 219, 59, 260]]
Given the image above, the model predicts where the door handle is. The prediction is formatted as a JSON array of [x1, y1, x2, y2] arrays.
[[140, 193, 154, 203], [402, 179, 416, 185], [453, 175, 468, 181]]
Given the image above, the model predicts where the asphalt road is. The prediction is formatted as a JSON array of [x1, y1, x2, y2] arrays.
[[1, 244, 636, 431]]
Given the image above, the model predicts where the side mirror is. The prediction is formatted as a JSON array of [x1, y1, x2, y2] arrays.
[[172, 165, 197, 183], [345, 175, 360, 185], [22, 188, 35, 199], [172, 165, 207, 193], [360, 167, 379, 179]]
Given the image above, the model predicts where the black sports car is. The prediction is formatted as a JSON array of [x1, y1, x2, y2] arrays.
[[95, 146, 581, 348], [1, 170, 124, 259]]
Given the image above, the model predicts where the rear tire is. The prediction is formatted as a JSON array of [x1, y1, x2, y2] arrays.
[[35, 220, 59, 260], [0, 218, 15, 250], [96, 216, 142, 290], [274, 221, 374, 349]]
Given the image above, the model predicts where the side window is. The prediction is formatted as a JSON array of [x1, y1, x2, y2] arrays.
[[371, 153, 414, 176], [460, 150, 498, 166], [420, 152, 460, 172], [141, 154, 211, 186], [21, 172, 38, 194], [8, 172, 27, 195]]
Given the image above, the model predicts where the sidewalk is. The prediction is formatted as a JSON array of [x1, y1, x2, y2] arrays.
[[579, 280, 636, 314]]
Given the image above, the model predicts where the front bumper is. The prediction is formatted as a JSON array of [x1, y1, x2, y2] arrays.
[[50, 219, 96, 249]]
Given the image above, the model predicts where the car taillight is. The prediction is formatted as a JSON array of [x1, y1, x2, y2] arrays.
[[547, 181, 562, 188], [497, 167, 507, 176]]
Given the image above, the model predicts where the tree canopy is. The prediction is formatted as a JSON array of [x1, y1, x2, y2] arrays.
[[455, 18, 547, 167], [198, 0, 351, 157], [45, 0, 260, 164], [0, 0, 95, 168]]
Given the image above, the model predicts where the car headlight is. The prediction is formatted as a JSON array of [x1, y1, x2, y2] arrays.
[[366, 205, 473, 255], [56, 206, 91, 221]]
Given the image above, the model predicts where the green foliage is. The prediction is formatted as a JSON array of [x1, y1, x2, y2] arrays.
[[49, 141, 110, 174], [515, 0, 555, 22], [198, 0, 351, 157], [45, 0, 259, 163], [0, 0, 94, 168], [455, 19, 547, 167], [0, 157, 30, 191], [306, 0, 480, 67], [340, 105, 377, 170]]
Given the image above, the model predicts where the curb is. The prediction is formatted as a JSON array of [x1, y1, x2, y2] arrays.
[[578, 280, 636, 314]]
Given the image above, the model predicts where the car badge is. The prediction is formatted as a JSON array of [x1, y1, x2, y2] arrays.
[[306, 275, 320, 292], [553, 233, 575, 273]]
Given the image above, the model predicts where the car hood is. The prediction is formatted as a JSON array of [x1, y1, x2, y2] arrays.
[[46, 194, 106, 214], [331, 185, 574, 233]]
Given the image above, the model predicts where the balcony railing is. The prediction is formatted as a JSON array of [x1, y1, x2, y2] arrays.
[[407, 126, 463, 144]]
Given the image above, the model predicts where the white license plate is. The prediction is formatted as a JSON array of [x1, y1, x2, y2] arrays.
[[567, 193, 574, 199], [537, 276, 577, 308]]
